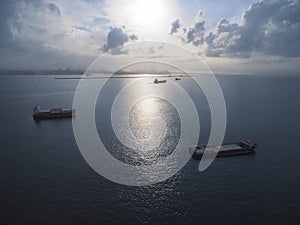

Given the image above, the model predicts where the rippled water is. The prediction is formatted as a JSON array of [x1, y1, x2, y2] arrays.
[[0, 74, 299, 225]]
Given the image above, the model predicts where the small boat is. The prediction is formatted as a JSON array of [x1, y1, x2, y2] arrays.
[[154, 78, 166, 84], [33, 105, 75, 120], [175, 78, 181, 81], [190, 140, 257, 160]]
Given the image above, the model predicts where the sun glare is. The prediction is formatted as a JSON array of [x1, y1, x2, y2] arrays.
[[129, 0, 165, 28], [107, 0, 178, 39]]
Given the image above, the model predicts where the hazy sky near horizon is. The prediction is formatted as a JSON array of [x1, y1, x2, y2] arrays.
[[0, 0, 299, 74]]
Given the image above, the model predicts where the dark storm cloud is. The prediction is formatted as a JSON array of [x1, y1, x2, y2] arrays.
[[170, 19, 180, 35], [102, 26, 138, 52], [205, 0, 300, 57]]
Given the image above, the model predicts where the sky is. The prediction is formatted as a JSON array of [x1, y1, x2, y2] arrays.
[[0, 0, 299, 75]]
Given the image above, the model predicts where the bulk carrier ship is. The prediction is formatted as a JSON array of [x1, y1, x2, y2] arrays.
[[190, 140, 257, 159], [33, 105, 75, 120]]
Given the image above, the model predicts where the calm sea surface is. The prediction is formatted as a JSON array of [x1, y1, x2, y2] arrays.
[[0, 74, 299, 225]]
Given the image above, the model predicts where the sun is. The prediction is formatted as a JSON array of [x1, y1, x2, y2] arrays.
[[107, 0, 178, 40], [128, 0, 165, 28]]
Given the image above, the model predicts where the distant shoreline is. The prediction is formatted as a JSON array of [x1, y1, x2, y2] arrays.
[[1, 70, 296, 76], [0, 69, 85, 76], [0, 69, 178, 76]]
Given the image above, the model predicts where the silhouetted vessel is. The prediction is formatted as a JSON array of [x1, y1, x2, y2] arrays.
[[190, 140, 257, 160], [33, 105, 75, 120], [154, 78, 166, 84]]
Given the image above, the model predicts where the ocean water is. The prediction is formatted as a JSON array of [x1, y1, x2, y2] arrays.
[[0, 74, 299, 225]]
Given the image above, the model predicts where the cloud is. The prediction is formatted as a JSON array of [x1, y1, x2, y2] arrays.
[[205, 19, 242, 57], [47, 2, 61, 17], [172, 0, 300, 58], [129, 33, 138, 41], [21, 0, 61, 17], [170, 19, 180, 35], [0, 0, 62, 46], [73, 26, 92, 32], [0, 1, 16, 44], [186, 12, 206, 46], [102, 26, 138, 52], [93, 17, 110, 25], [0, 0, 110, 69], [206, 0, 300, 57], [170, 12, 207, 49], [1, 0, 299, 71]]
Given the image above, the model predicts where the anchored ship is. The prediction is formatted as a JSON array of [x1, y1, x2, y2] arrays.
[[33, 105, 75, 120], [154, 78, 167, 84], [190, 140, 257, 160]]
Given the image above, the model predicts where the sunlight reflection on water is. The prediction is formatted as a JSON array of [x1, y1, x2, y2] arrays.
[[96, 77, 182, 167], [128, 96, 181, 162]]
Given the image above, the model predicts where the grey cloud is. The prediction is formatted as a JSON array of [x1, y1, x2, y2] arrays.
[[0, 0, 61, 45], [22, 0, 61, 17], [0, 0, 59, 63], [205, 19, 242, 57], [102, 26, 138, 52], [217, 19, 239, 33], [129, 33, 138, 41], [73, 26, 91, 32], [93, 17, 110, 25], [170, 0, 300, 57], [256, 0, 300, 57], [81, 0, 107, 16], [47, 2, 61, 17], [0, 0, 100, 69], [170, 19, 180, 35], [186, 12, 206, 46], [206, 0, 300, 57], [0, 1, 18, 44], [29, 25, 48, 34]]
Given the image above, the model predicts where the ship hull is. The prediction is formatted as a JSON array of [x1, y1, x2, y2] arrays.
[[33, 112, 73, 120], [33, 106, 74, 120], [191, 141, 257, 160]]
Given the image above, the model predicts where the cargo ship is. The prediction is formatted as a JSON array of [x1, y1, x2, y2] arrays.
[[190, 140, 257, 160], [154, 79, 166, 84], [33, 105, 75, 120]]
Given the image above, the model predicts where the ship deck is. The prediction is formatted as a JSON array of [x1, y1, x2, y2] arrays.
[[206, 143, 243, 152]]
